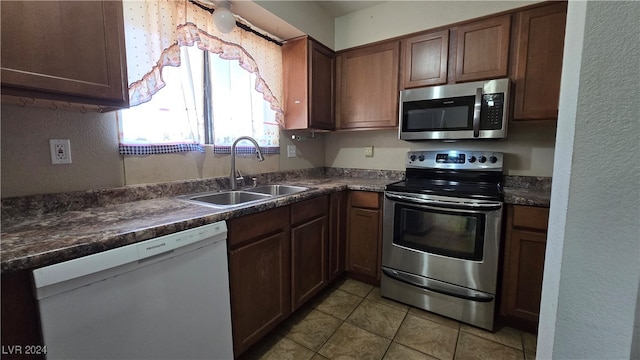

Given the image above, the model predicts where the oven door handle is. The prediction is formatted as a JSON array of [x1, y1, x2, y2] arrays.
[[382, 268, 494, 302], [473, 87, 483, 137], [385, 192, 502, 211]]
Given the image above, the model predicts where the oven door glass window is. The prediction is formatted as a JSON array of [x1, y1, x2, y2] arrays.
[[393, 204, 485, 261]]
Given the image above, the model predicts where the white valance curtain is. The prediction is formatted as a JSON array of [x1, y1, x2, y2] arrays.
[[119, 0, 283, 153]]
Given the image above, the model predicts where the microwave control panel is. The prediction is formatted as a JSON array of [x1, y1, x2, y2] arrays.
[[480, 93, 505, 130]]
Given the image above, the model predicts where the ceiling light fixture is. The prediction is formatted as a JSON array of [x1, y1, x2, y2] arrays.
[[213, 1, 236, 33]]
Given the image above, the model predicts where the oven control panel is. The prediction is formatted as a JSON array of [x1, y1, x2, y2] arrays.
[[407, 150, 503, 170]]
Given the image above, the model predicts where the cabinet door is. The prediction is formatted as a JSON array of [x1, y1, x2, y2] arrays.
[[454, 15, 511, 82], [291, 216, 328, 310], [309, 40, 335, 130], [501, 229, 547, 323], [347, 207, 381, 280], [329, 191, 347, 282], [500, 204, 549, 332], [0, 1, 128, 108], [282, 37, 334, 130], [337, 40, 400, 129], [282, 37, 309, 129], [2, 271, 43, 358], [229, 230, 291, 356], [403, 29, 449, 88], [512, 2, 567, 120]]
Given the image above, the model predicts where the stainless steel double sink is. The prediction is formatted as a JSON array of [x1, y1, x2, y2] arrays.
[[178, 185, 310, 208]]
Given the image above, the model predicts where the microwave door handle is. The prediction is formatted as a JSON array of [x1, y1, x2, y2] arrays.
[[473, 87, 482, 137]]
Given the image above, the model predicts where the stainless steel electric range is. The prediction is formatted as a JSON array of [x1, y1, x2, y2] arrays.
[[380, 150, 504, 331]]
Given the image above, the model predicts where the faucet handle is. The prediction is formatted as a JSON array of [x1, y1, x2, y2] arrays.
[[235, 169, 244, 188]]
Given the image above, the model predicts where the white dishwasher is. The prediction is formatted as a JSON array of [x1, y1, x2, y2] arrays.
[[32, 221, 233, 360]]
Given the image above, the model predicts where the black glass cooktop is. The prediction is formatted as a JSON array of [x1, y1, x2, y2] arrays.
[[386, 169, 503, 201]]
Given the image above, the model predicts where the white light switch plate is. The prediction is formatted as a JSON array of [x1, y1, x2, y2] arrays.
[[287, 145, 296, 158], [364, 146, 374, 157]]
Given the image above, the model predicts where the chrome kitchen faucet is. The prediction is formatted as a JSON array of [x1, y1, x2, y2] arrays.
[[230, 136, 264, 190]]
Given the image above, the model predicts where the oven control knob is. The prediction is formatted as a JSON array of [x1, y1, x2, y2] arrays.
[[468, 156, 477, 163], [418, 155, 425, 162], [489, 156, 498, 163], [409, 155, 417, 162], [478, 156, 487, 163]]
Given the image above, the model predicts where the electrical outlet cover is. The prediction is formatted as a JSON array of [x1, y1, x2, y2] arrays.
[[50, 139, 72, 164], [287, 145, 296, 158]]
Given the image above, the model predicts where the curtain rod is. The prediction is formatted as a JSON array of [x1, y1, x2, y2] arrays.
[[188, 0, 284, 46]]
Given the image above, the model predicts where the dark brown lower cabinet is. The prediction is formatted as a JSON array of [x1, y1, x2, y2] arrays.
[[229, 196, 335, 357], [1, 270, 44, 360], [291, 196, 329, 311], [346, 191, 382, 285], [500, 204, 550, 333], [328, 191, 347, 282], [228, 206, 291, 356]]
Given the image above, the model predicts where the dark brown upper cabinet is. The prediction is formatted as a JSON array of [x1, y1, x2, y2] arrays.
[[512, 2, 568, 121], [336, 40, 400, 129], [453, 14, 512, 83], [282, 36, 335, 130], [1, 1, 129, 109], [402, 29, 449, 89]]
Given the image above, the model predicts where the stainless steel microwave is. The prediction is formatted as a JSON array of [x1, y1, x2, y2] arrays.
[[399, 78, 509, 141]]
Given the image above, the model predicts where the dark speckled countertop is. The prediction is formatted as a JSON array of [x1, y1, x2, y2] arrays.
[[503, 175, 552, 207], [0, 176, 390, 273], [1, 170, 550, 273]]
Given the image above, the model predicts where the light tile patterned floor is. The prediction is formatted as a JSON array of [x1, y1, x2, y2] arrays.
[[240, 278, 538, 360]]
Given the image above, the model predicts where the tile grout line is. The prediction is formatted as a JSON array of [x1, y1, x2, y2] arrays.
[[382, 307, 410, 359], [299, 283, 373, 359], [453, 324, 462, 360], [458, 327, 527, 353], [351, 285, 395, 360], [332, 283, 405, 360], [269, 280, 538, 360]]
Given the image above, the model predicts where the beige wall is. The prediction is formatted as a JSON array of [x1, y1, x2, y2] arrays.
[[1, 105, 125, 198], [122, 150, 280, 185], [326, 122, 557, 176], [279, 130, 326, 171], [0, 104, 327, 196], [122, 130, 326, 185]]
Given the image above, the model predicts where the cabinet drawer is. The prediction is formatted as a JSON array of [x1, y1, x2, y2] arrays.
[[291, 196, 328, 225], [350, 191, 380, 209], [228, 206, 289, 248], [512, 205, 549, 231]]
